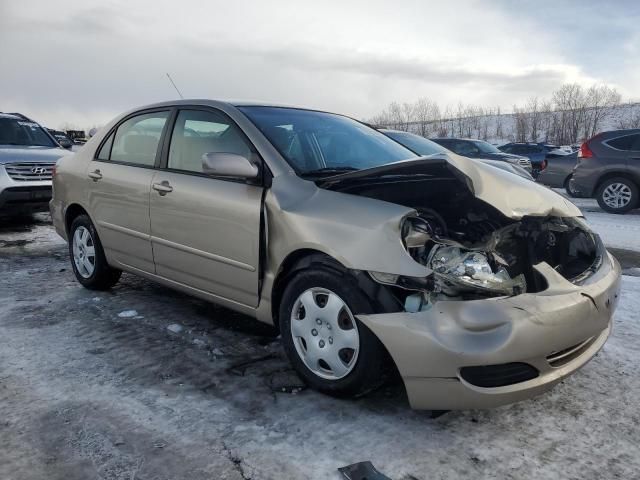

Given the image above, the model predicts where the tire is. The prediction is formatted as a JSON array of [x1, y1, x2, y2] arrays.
[[596, 177, 639, 214], [69, 214, 121, 289], [564, 175, 581, 198], [279, 265, 389, 397]]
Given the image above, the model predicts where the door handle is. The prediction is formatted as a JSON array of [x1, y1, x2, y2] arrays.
[[87, 169, 102, 181], [152, 181, 173, 195]]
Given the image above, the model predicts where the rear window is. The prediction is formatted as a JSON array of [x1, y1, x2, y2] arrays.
[[523, 145, 543, 154], [606, 134, 640, 151]]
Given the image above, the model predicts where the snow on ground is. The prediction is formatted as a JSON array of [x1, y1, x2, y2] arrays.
[[1, 207, 639, 479], [571, 196, 640, 251], [549, 189, 640, 251]]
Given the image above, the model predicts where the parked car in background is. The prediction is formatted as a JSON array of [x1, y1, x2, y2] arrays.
[[51, 99, 620, 409], [47, 128, 74, 149], [536, 151, 580, 196], [382, 129, 533, 180], [431, 137, 532, 173], [0, 112, 73, 215], [66, 130, 87, 145], [571, 129, 640, 213], [498, 142, 551, 176]]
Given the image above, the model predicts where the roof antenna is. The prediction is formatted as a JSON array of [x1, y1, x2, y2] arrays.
[[166, 73, 184, 99]]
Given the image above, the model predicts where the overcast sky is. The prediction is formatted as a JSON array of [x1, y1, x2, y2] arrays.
[[1, 0, 638, 129]]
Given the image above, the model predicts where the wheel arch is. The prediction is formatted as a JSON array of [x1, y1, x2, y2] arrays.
[[64, 203, 91, 236], [270, 249, 343, 329], [594, 171, 640, 194], [270, 248, 402, 331]]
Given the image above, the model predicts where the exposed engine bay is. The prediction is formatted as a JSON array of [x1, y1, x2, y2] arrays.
[[401, 209, 601, 300], [319, 160, 602, 307]]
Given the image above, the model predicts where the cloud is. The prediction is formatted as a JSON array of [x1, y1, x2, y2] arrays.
[[0, 0, 637, 128]]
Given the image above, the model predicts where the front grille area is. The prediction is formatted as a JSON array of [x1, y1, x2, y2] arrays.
[[518, 158, 532, 169], [547, 336, 596, 368], [460, 363, 539, 388], [4, 163, 54, 181]]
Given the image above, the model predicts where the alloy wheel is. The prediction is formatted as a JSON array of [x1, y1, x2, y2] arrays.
[[72, 226, 96, 278], [602, 182, 633, 209]]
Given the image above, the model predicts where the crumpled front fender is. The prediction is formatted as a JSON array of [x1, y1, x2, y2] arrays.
[[265, 174, 428, 277]]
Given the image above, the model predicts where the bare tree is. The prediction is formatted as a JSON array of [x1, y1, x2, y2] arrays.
[[583, 85, 621, 139], [513, 105, 528, 143], [366, 82, 625, 145], [494, 106, 504, 140], [413, 98, 440, 137], [552, 83, 590, 144], [615, 102, 640, 129], [526, 97, 542, 142], [368, 112, 390, 128]]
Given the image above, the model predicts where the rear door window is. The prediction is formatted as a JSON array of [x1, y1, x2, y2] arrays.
[[108, 111, 170, 166]]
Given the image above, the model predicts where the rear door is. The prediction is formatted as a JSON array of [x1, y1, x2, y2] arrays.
[[87, 109, 170, 273], [149, 107, 264, 307]]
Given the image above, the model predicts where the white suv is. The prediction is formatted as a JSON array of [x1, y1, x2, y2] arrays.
[[0, 113, 73, 215]]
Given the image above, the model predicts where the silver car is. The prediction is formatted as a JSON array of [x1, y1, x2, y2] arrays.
[[51, 100, 621, 409], [0, 113, 73, 215]]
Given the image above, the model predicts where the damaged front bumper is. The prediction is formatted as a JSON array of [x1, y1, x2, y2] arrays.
[[357, 251, 621, 410]]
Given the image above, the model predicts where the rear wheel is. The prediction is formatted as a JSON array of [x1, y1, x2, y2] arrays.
[[596, 177, 639, 214], [564, 175, 581, 198], [69, 214, 121, 289], [279, 267, 389, 397]]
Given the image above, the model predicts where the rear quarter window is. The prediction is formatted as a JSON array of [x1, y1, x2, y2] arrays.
[[97, 133, 114, 160], [606, 134, 640, 151]]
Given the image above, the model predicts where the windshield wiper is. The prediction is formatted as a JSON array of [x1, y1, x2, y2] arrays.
[[300, 167, 359, 177]]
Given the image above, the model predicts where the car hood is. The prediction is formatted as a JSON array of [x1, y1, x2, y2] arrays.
[[478, 152, 526, 162], [478, 159, 533, 180], [317, 154, 581, 220], [0, 145, 73, 164]]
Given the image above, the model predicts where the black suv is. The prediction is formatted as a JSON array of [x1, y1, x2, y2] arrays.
[[430, 138, 532, 172], [498, 143, 556, 176], [571, 129, 640, 214]]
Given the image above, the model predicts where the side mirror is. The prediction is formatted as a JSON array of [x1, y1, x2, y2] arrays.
[[59, 138, 73, 149], [202, 152, 259, 179]]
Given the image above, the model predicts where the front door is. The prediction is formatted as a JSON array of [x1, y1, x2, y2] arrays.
[[149, 108, 264, 307], [87, 110, 170, 273]]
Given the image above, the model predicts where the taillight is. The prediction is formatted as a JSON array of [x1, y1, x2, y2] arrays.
[[578, 134, 601, 160], [540, 159, 547, 171], [578, 142, 593, 159]]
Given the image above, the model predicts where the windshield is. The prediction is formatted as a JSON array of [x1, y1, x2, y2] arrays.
[[0, 117, 56, 147], [238, 106, 416, 175], [383, 130, 448, 156], [472, 140, 501, 154]]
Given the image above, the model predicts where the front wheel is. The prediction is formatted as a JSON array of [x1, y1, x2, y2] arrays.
[[69, 214, 122, 289], [279, 267, 389, 397], [596, 177, 639, 214]]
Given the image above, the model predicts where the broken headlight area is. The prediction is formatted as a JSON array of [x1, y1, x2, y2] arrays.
[[391, 212, 601, 309], [426, 245, 526, 297]]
